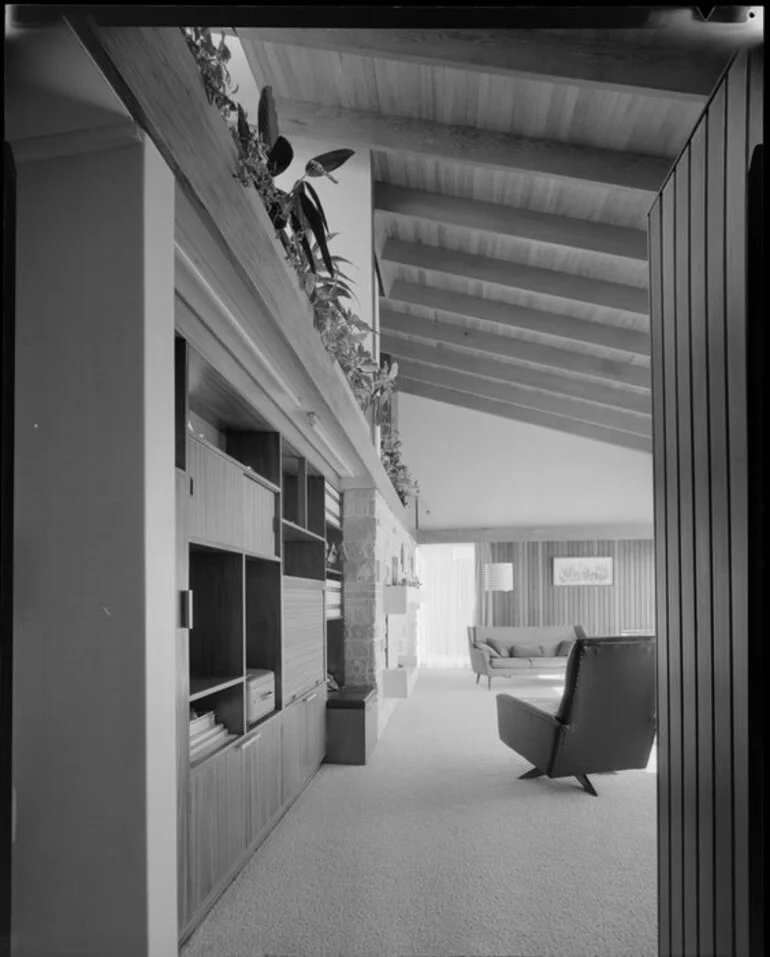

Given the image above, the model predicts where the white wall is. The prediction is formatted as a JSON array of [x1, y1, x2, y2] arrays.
[[225, 37, 376, 354], [12, 136, 177, 957], [399, 394, 654, 529]]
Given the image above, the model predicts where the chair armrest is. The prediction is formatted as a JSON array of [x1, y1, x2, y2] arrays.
[[496, 694, 563, 772]]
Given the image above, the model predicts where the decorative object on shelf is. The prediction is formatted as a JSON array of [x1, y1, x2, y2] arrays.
[[180, 27, 400, 429], [553, 555, 614, 586], [380, 428, 419, 506], [484, 563, 514, 592]]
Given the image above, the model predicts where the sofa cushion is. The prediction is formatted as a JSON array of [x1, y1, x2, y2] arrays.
[[556, 639, 575, 657], [476, 639, 501, 657], [490, 657, 532, 669], [511, 644, 545, 657], [486, 638, 511, 656], [531, 657, 568, 670]]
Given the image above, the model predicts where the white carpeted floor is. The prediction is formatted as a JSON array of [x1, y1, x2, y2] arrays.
[[182, 669, 657, 957]]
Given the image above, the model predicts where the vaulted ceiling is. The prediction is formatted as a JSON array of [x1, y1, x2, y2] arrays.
[[236, 15, 755, 453]]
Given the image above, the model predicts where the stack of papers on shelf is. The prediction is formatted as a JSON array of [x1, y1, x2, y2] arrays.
[[325, 484, 341, 527], [189, 710, 237, 763], [326, 579, 342, 620]]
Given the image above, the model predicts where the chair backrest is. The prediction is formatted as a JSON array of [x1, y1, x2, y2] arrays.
[[552, 635, 656, 774]]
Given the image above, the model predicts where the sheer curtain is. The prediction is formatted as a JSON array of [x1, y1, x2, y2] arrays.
[[417, 544, 477, 667], [473, 541, 493, 626]]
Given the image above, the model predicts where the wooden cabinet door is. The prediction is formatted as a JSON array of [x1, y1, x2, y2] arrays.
[[281, 699, 306, 807], [187, 437, 243, 548], [281, 691, 326, 807], [242, 475, 278, 558], [241, 716, 282, 849], [305, 689, 327, 771], [187, 747, 244, 923]]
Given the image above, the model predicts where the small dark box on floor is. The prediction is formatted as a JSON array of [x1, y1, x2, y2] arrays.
[[325, 686, 378, 765]]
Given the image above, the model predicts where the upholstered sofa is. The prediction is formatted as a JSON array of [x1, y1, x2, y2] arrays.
[[468, 625, 587, 689]]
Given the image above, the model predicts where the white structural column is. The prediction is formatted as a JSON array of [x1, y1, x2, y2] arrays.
[[12, 132, 177, 957]]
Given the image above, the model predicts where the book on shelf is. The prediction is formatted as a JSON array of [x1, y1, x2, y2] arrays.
[[189, 710, 215, 738], [189, 709, 237, 762], [190, 722, 225, 751]]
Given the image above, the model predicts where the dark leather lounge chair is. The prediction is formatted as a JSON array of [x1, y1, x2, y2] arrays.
[[496, 635, 656, 796]]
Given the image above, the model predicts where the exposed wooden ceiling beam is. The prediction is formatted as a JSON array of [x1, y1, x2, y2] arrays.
[[375, 183, 648, 263], [239, 27, 729, 102], [260, 94, 671, 194], [380, 333, 652, 415], [382, 239, 649, 316], [387, 280, 650, 356], [396, 358, 651, 437], [381, 308, 650, 388], [397, 377, 653, 453]]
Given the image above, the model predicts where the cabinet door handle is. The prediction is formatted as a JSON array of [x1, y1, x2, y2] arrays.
[[180, 590, 194, 629], [305, 693, 317, 703], [240, 732, 262, 751]]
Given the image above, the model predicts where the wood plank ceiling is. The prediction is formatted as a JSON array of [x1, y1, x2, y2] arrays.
[[237, 20, 749, 452]]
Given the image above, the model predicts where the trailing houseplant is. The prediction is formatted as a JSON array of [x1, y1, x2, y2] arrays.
[[380, 428, 419, 507], [181, 27, 398, 428]]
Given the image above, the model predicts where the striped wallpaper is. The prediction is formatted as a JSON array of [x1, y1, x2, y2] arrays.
[[490, 539, 655, 636]]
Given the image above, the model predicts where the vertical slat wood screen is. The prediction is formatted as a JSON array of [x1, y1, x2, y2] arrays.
[[649, 47, 763, 957], [490, 539, 655, 635], [282, 578, 324, 704]]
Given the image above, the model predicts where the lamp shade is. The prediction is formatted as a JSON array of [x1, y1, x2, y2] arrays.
[[484, 562, 514, 591]]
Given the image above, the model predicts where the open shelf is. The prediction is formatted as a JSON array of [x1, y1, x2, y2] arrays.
[[283, 539, 326, 580], [189, 675, 244, 702], [189, 681, 244, 766], [226, 429, 281, 488], [245, 557, 282, 710], [282, 519, 325, 544], [189, 545, 244, 687]]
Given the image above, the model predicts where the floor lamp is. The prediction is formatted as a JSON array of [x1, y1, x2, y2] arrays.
[[483, 563, 514, 625]]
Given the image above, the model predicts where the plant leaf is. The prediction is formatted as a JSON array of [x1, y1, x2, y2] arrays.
[[305, 148, 355, 177], [236, 104, 251, 151], [258, 86, 279, 148], [300, 192, 334, 275], [267, 135, 294, 176], [303, 181, 328, 232]]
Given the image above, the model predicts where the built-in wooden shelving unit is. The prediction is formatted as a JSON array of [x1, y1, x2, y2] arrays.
[[176, 339, 336, 942]]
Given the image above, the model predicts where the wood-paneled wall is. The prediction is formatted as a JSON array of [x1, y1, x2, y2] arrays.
[[649, 47, 763, 957], [490, 539, 654, 635]]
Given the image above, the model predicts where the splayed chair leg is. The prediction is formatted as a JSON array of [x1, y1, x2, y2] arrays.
[[487, 676, 492, 690], [519, 767, 545, 780], [476, 673, 481, 684], [575, 774, 598, 796]]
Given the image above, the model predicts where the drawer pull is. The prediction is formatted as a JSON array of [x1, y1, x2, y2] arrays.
[[305, 693, 317, 703]]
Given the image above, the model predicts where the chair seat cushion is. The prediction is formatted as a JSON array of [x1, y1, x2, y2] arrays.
[[490, 657, 532, 669]]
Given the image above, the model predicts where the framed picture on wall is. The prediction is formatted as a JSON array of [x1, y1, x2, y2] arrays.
[[553, 556, 614, 586]]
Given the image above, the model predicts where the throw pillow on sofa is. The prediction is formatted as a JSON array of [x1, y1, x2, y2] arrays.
[[479, 640, 502, 657], [511, 644, 546, 657], [485, 638, 510, 656], [556, 640, 575, 657]]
